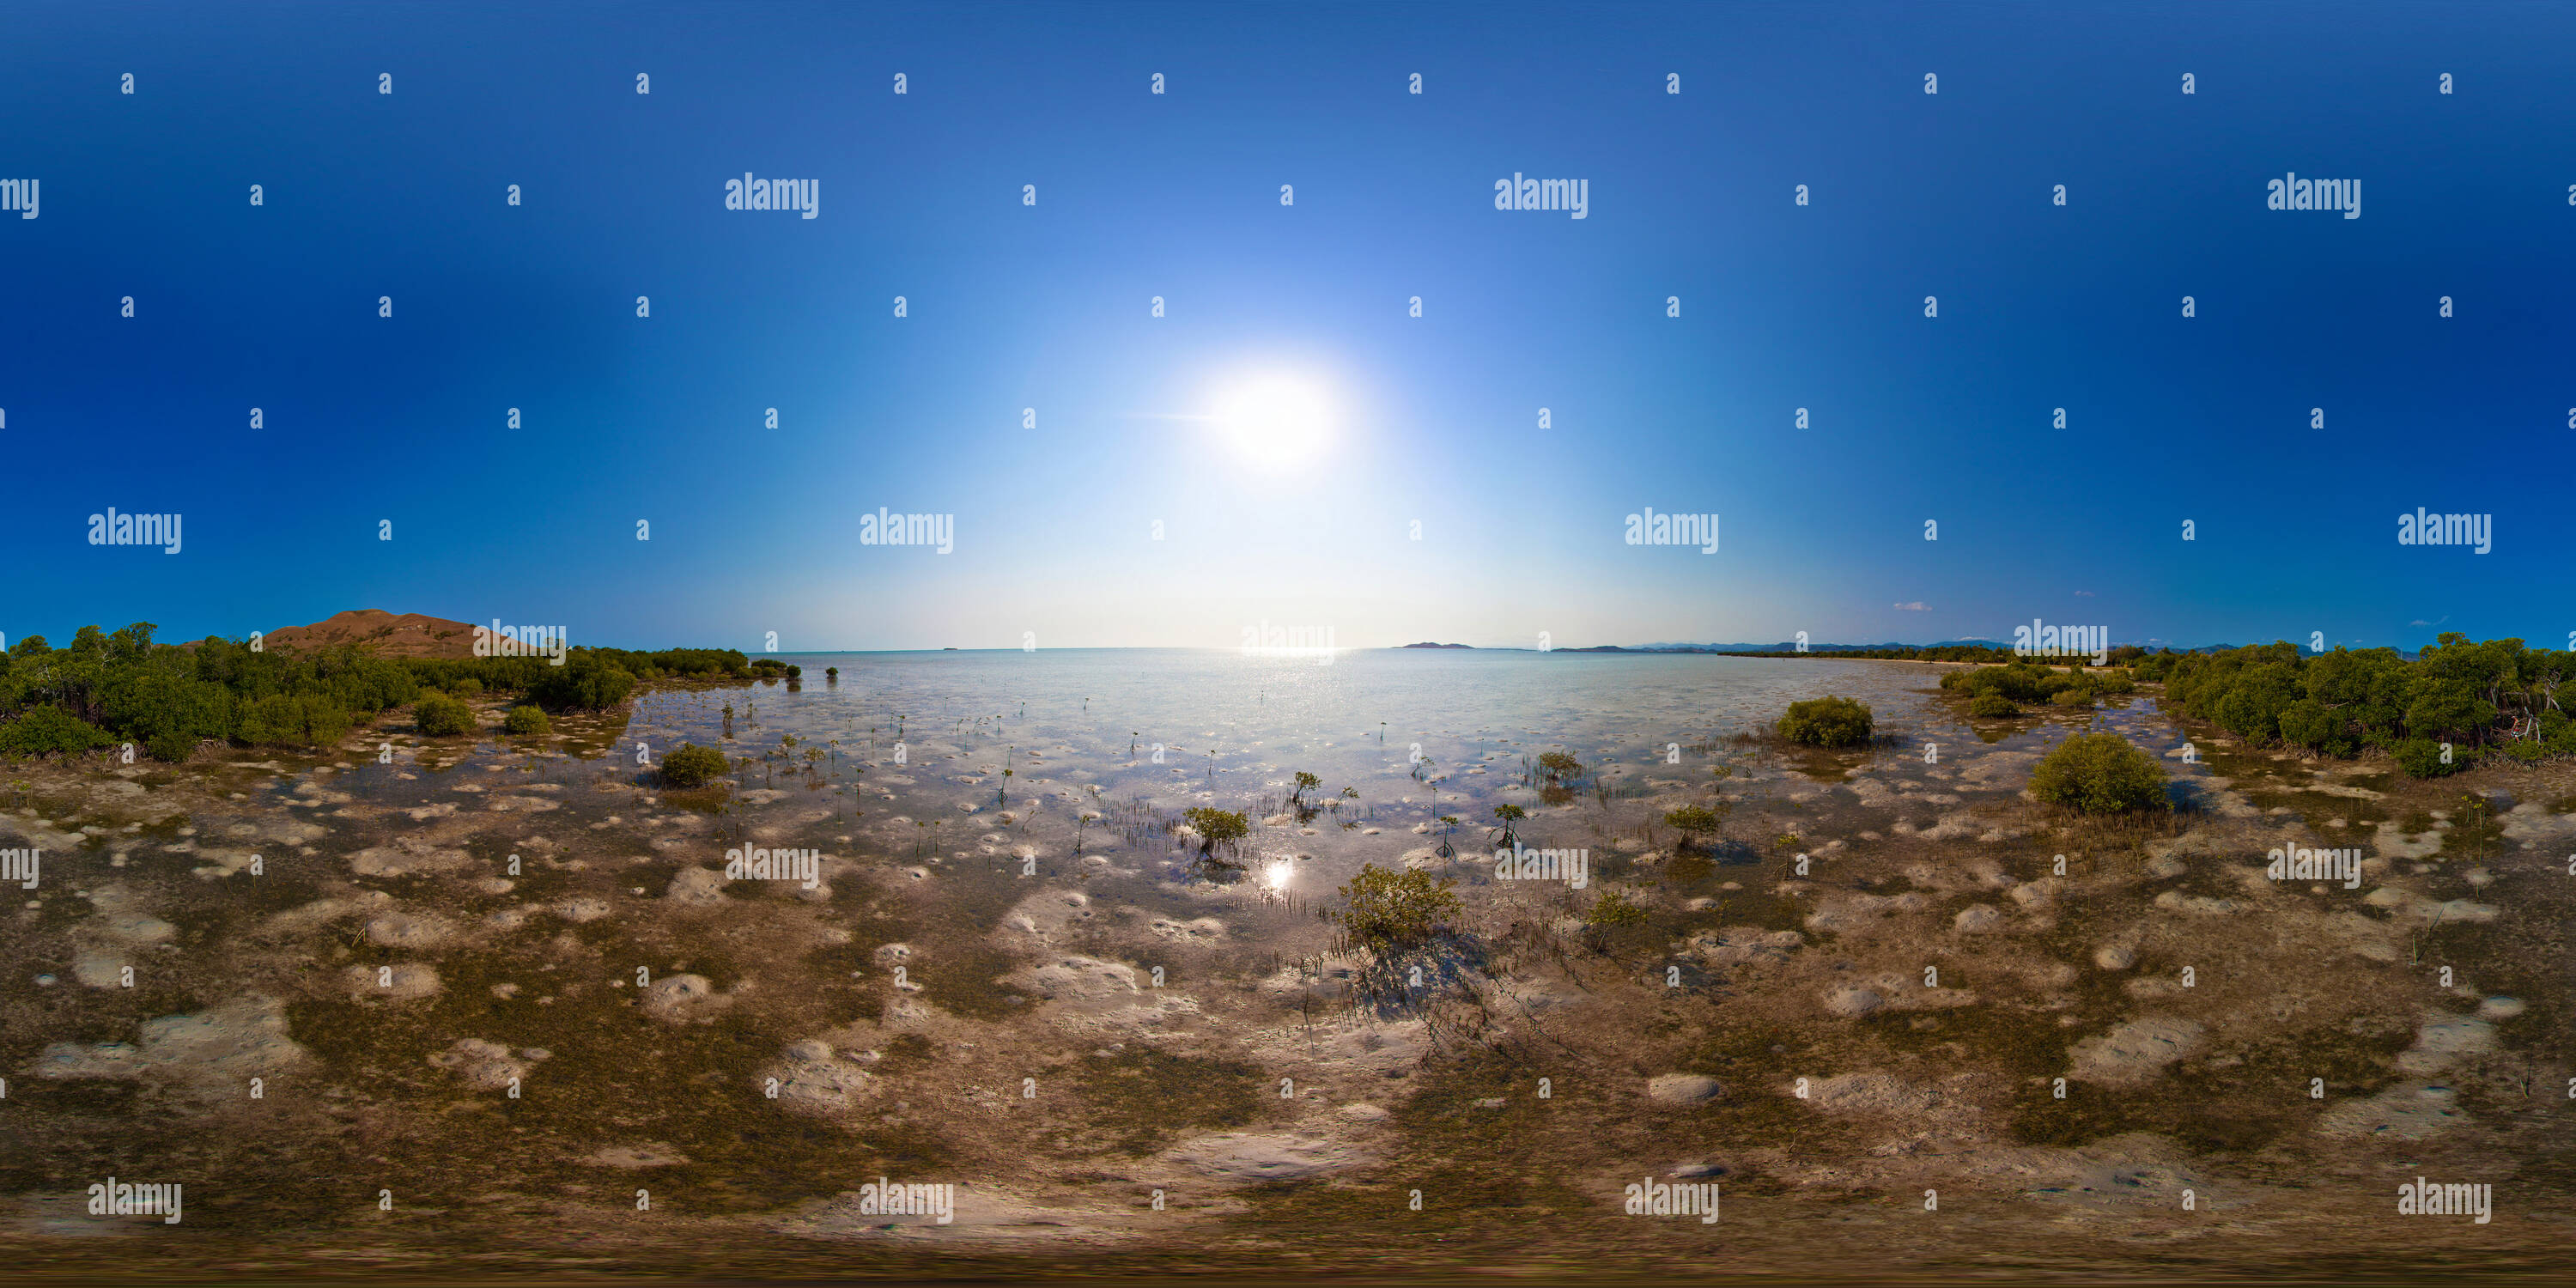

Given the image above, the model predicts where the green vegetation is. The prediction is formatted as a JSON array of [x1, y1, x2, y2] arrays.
[[1715, 644, 2022, 662], [0, 703, 112, 756], [234, 693, 355, 748], [1777, 695, 1874, 747], [1537, 750, 1582, 782], [2134, 635, 2576, 777], [1182, 807, 1249, 865], [1663, 804, 1728, 850], [1941, 661, 2136, 708], [1579, 887, 1651, 949], [410, 645, 749, 698], [502, 704, 551, 736], [412, 693, 476, 736], [1329, 863, 1460, 952], [2028, 732, 2169, 813], [1583, 887, 1648, 928], [525, 659, 636, 711], [659, 743, 729, 788], [0, 623, 756, 762]]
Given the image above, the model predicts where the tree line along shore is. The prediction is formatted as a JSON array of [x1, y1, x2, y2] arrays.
[[0, 623, 788, 762], [3, 624, 2564, 785], [1925, 635, 2571, 780]]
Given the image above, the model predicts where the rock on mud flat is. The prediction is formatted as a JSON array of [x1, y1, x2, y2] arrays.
[[1824, 987, 1885, 1018], [1686, 926, 1805, 965], [1804, 1072, 1936, 1116], [641, 972, 731, 1023], [1149, 915, 1226, 943], [74, 949, 129, 988], [349, 839, 472, 877], [2093, 945, 2138, 970], [665, 866, 729, 906], [1024, 956, 1138, 1002], [2317, 1083, 2467, 1140], [344, 963, 442, 1001], [2151, 890, 2240, 916], [366, 912, 455, 949], [2067, 1018, 2204, 1086], [1646, 1073, 1723, 1104], [768, 1039, 878, 1115], [587, 1144, 690, 1169], [2393, 1013, 2497, 1074], [34, 994, 307, 1090], [1952, 903, 2003, 933], [1163, 1133, 1371, 1183], [428, 1037, 545, 1091]]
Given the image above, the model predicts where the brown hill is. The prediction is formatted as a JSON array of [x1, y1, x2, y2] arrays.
[[261, 610, 479, 659]]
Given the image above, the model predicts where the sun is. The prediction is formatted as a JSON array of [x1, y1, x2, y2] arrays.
[[1212, 374, 1335, 469]]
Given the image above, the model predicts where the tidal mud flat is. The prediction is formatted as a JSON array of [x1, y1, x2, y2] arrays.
[[1, 653, 2567, 1280]]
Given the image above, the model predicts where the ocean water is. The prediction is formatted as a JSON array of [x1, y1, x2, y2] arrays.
[[604, 648, 2195, 901]]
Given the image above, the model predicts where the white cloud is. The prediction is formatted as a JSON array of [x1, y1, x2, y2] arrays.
[[1893, 601, 1931, 611]]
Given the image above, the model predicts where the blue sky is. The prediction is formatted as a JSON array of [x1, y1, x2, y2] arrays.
[[4, 1, 2571, 653]]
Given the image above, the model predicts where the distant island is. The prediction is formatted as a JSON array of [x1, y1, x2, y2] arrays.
[[1399, 641, 1473, 649]]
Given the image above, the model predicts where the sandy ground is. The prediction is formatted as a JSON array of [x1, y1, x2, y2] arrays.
[[0, 675, 2567, 1280]]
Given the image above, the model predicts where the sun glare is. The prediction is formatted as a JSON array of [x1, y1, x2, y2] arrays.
[[1214, 374, 1335, 469]]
